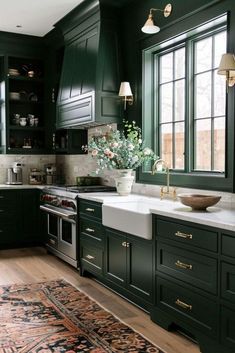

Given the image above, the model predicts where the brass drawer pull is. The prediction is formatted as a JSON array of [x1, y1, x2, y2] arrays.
[[122, 241, 127, 247], [85, 208, 95, 212], [126, 242, 130, 247], [85, 254, 95, 260], [49, 239, 56, 245], [175, 231, 192, 240], [175, 298, 192, 311], [86, 227, 95, 233], [175, 260, 193, 270]]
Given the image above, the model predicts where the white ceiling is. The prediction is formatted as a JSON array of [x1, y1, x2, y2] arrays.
[[0, 0, 84, 37]]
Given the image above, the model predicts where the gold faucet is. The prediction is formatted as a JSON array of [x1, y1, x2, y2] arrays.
[[152, 159, 176, 200]]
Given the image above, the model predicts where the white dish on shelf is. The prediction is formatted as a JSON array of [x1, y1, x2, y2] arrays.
[[9, 92, 20, 100]]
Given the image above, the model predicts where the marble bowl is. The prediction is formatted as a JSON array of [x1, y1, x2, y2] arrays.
[[178, 194, 221, 210]]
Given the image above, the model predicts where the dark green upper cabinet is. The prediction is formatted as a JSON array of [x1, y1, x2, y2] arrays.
[[55, 0, 122, 128]]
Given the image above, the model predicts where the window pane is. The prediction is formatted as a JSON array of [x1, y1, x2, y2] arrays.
[[160, 83, 173, 123], [214, 117, 225, 172], [195, 119, 211, 170], [214, 71, 226, 116], [195, 37, 212, 73], [160, 53, 173, 83], [214, 31, 227, 68], [175, 79, 185, 121], [175, 122, 185, 169], [195, 72, 211, 118], [161, 123, 173, 168], [174, 48, 185, 79]]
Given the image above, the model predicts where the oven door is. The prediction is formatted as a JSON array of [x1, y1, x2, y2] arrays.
[[58, 217, 77, 260], [47, 213, 59, 248]]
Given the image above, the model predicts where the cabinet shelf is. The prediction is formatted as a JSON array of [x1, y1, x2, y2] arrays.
[[8, 75, 43, 83], [9, 99, 43, 105], [9, 125, 44, 131]]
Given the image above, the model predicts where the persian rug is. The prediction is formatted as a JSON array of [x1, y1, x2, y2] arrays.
[[0, 279, 164, 353]]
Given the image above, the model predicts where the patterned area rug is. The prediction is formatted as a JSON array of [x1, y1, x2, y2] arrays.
[[0, 279, 164, 353]]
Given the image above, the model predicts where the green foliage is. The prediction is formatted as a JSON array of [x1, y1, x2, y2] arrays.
[[86, 120, 158, 173]]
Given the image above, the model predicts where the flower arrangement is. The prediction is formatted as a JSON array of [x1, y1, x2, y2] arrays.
[[86, 120, 157, 173]]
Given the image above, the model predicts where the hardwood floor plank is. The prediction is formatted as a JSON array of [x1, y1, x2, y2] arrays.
[[0, 247, 200, 353]]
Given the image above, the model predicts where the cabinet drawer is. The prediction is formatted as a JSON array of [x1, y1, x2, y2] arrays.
[[81, 239, 103, 274], [157, 242, 217, 294], [157, 276, 218, 337], [221, 306, 235, 349], [80, 217, 103, 243], [221, 233, 235, 258], [221, 262, 235, 303], [79, 200, 102, 220], [155, 217, 218, 252]]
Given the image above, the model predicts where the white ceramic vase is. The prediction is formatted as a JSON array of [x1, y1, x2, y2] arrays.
[[114, 169, 134, 196]]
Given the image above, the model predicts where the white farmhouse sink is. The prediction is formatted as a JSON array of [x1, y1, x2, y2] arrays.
[[102, 201, 153, 240]]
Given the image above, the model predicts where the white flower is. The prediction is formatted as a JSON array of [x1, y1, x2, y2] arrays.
[[112, 142, 119, 148], [138, 139, 142, 144], [132, 155, 139, 163], [104, 148, 110, 155], [143, 147, 152, 156], [128, 143, 134, 150]]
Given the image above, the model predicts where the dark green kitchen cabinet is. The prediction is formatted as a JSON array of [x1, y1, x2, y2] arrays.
[[55, 1, 122, 128], [0, 189, 41, 248], [152, 214, 235, 353], [79, 199, 105, 275], [105, 227, 153, 306], [105, 228, 126, 285]]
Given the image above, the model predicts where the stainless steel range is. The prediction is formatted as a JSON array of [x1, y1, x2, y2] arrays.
[[40, 185, 116, 267]]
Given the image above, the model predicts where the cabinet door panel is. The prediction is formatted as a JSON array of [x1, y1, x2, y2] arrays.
[[127, 237, 153, 302], [221, 306, 235, 349], [221, 262, 235, 303], [105, 228, 126, 286]]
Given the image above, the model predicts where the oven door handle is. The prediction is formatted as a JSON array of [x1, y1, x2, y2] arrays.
[[40, 205, 76, 220]]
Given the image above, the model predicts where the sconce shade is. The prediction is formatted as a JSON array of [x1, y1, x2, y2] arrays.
[[119, 82, 133, 97], [141, 3, 172, 34], [141, 14, 160, 34], [218, 53, 235, 75]]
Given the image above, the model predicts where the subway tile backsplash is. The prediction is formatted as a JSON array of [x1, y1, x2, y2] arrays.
[[0, 155, 55, 184]]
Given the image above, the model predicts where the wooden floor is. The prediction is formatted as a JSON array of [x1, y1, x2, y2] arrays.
[[0, 247, 200, 353]]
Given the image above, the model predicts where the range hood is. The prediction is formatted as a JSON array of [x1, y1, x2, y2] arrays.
[[55, 0, 122, 129]]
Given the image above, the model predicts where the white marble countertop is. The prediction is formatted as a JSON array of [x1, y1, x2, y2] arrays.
[[78, 192, 235, 232], [0, 184, 45, 189]]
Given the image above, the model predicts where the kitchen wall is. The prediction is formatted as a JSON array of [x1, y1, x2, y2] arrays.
[[0, 155, 55, 184]]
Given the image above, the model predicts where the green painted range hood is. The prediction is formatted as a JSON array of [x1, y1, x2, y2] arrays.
[[55, 0, 122, 129]]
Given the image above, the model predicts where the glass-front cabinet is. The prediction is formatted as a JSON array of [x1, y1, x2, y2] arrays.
[[4, 56, 46, 154]]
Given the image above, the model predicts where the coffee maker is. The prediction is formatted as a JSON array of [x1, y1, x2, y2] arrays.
[[6, 162, 23, 185]]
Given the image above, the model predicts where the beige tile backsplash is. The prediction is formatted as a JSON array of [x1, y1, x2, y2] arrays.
[[1, 122, 235, 207], [0, 155, 55, 184]]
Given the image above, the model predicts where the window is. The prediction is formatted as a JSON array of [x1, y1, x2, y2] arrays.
[[140, 14, 234, 192]]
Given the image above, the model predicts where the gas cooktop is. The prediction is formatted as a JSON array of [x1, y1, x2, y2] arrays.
[[44, 185, 116, 193]]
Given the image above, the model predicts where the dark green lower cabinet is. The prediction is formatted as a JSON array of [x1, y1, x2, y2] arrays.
[[0, 189, 42, 248], [105, 228, 153, 309], [105, 229, 126, 285], [152, 214, 235, 353]]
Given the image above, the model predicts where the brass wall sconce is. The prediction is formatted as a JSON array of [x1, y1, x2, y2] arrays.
[[218, 53, 235, 88], [118, 81, 134, 110], [141, 3, 172, 34]]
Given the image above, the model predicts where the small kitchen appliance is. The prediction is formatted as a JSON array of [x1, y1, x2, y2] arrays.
[[6, 162, 23, 185]]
